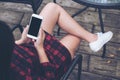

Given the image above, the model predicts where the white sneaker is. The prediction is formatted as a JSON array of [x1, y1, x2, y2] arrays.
[[89, 31, 113, 52]]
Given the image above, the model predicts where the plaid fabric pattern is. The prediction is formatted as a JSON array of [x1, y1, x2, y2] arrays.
[[10, 31, 72, 80]]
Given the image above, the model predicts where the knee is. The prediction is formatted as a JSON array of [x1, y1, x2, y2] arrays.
[[45, 2, 59, 9]]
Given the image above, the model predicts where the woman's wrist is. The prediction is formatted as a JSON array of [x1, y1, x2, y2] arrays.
[[37, 47, 49, 63], [37, 47, 46, 56]]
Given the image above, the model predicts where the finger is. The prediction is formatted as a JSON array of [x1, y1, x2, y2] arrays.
[[35, 29, 42, 44], [22, 25, 28, 34], [38, 29, 44, 39], [36, 29, 45, 44], [25, 25, 29, 31], [32, 39, 36, 42]]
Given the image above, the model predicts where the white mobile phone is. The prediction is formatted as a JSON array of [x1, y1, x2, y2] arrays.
[[27, 14, 43, 39]]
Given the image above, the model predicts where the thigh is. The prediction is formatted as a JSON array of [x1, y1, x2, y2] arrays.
[[60, 34, 81, 59], [39, 3, 59, 34]]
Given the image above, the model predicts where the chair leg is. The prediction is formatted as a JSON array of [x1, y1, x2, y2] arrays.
[[53, 0, 56, 3], [11, 24, 23, 33], [98, 8, 106, 58], [61, 55, 82, 80], [78, 55, 82, 80], [57, 6, 89, 36], [72, 6, 89, 18]]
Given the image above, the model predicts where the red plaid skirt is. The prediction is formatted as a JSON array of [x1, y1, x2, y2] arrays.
[[10, 31, 72, 80]]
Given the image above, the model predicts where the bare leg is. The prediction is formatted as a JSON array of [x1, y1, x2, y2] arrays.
[[38, 3, 113, 54], [38, 3, 97, 58], [60, 34, 81, 59], [39, 3, 97, 43]]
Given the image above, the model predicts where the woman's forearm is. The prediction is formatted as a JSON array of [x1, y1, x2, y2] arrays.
[[37, 47, 49, 63]]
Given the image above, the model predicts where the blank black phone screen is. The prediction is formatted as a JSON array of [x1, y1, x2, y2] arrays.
[[28, 17, 42, 37]]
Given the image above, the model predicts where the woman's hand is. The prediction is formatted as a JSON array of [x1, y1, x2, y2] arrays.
[[34, 29, 49, 63], [15, 25, 31, 45], [34, 28, 45, 50]]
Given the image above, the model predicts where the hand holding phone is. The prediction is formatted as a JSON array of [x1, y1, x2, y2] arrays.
[[34, 29, 45, 49], [27, 14, 43, 39]]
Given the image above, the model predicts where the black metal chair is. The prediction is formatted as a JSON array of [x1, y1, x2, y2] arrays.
[[0, 0, 43, 33]]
